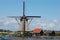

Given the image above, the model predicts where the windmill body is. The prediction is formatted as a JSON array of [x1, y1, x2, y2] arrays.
[[20, 16, 29, 31]]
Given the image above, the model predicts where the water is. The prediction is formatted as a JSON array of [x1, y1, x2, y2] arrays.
[[0, 36, 60, 40], [0, 35, 10, 40], [10, 37, 60, 40]]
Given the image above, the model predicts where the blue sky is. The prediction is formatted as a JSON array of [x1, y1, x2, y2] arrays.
[[0, 0, 60, 31]]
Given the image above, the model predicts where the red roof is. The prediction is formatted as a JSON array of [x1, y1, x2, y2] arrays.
[[33, 28, 42, 33]]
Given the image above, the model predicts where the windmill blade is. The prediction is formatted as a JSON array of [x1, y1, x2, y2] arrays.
[[27, 16, 41, 18], [15, 18, 20, 25], [23, 1, 25, 16], [8, 16, 21, 18], [28, 18, 33, 25], [27, 16, 41, 19]]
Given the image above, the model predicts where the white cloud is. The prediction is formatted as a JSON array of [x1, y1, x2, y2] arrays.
[[0, 18, 19, 31], [53, 19, 58, 23], [29, 19, 60, 31], [47, 23, 55, 27], [0, 17, 60, 31], [40, 22, 47, 27], [0, 18, 17, 25]]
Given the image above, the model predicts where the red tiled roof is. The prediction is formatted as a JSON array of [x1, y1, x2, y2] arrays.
[[33, 28, 42, 33]]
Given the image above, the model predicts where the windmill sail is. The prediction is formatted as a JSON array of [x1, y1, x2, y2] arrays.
[[23, 1, 25, 16]]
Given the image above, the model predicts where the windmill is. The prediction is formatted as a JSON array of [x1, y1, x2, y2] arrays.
[[8, 0, 41, 34]]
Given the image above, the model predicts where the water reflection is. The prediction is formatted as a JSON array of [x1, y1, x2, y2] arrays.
[[0, 36, 60, 40], [11, 37, 60, 40]]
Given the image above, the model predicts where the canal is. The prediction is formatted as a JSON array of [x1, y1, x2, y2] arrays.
[[10, 36, 60, 40], [0, 36, 60, 40]]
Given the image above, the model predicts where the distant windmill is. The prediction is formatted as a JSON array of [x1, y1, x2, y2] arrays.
[[8, 0, 41, 33]]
